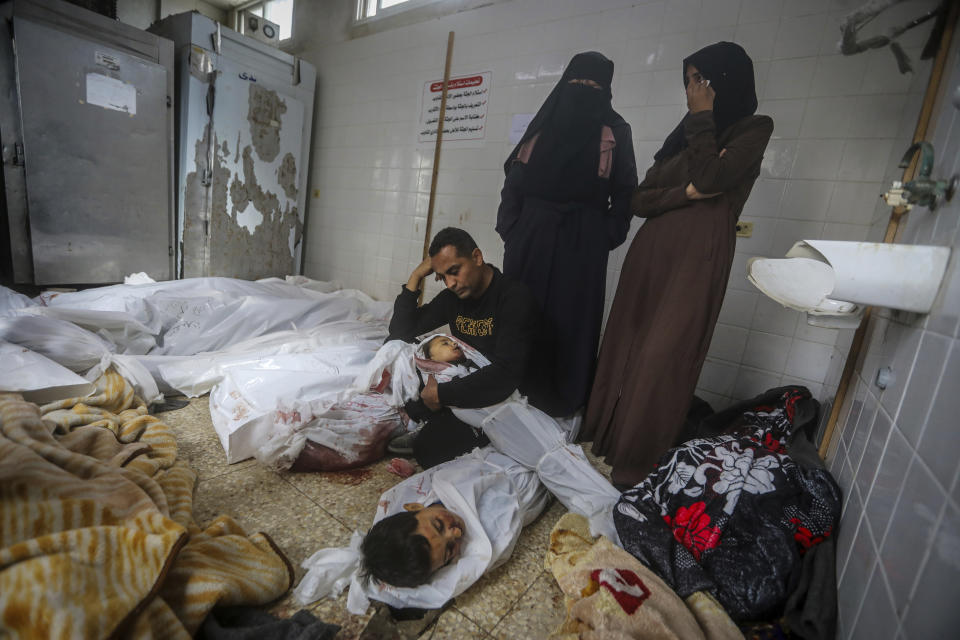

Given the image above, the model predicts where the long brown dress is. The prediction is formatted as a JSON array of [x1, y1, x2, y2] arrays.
[[582, 109, 773, 486]]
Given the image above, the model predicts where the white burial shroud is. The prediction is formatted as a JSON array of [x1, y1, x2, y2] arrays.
[[295, 338, 623, 613]]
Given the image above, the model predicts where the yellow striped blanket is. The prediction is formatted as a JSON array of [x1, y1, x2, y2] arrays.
[[0, 371, 293, 639]]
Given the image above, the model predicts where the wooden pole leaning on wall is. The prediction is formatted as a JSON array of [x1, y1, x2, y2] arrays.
[[818, 2, 958, 460], [418, 31, 455, 306]]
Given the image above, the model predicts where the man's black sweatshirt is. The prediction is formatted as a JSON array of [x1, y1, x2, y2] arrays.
[[387, 267, 541, 409]]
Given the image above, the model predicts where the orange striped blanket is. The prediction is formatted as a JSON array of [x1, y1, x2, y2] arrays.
[[0, 371, 293, 639]]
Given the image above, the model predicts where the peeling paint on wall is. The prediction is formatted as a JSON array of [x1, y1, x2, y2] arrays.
[[183, 129, 302, 280], [278, 152, 297, 200], [217, 143, 300, 278], [180, 70, 305, 280], [230, 145, 275, 228], [248, 83, 286, 163]]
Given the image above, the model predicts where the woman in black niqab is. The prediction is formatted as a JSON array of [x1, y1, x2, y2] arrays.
[[496, 51, 638, 417], [505, 52, 619, 201]]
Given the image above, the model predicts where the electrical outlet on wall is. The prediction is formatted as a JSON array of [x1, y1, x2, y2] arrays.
[[736, 221, 753, 238]]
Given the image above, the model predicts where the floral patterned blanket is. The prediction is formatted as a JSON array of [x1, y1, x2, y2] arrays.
[[614, 387, 841, 621]]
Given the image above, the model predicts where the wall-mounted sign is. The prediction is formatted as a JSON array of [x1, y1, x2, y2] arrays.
[[418, 71, 490, 142]]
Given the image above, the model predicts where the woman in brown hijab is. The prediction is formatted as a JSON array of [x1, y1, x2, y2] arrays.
[[582, 42, 773, 488]]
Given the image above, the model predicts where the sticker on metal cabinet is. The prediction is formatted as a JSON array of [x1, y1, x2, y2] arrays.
[[190, 46, 214, 78], [94, 51, 120, 70], [85, 73, 137, 115]]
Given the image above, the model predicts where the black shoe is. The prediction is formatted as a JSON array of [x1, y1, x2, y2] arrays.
[[387, 429, 419, 456]]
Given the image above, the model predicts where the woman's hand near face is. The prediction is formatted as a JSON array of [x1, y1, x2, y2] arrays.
[[686, 77, 715, 113]]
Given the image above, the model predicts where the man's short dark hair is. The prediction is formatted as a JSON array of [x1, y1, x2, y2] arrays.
[[428, 227, 478, 258], [360, 511, 433, 588]]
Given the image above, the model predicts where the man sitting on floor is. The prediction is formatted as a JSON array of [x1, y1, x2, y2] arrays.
[[387, 226, 561, 468]]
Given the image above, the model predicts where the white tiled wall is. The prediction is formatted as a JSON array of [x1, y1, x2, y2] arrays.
[[294, 0, 938, 411], [824, 32, 960, 640]]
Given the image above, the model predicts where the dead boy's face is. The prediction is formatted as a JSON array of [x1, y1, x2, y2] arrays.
[[425, 335, 464, 363], [405, 503, 466, 572]]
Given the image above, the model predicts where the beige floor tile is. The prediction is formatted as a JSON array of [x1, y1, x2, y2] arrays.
[[428, 608, 491, 639], [490, 570, 567, 640], [453, 499, 566, 632], [193, 464, 353, 580], [160, 396, 256, 480], [282, 460, 410, 531]]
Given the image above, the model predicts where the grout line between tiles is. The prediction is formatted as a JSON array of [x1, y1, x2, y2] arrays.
[[484, 568, 550, 639], [450, 605, 488, 636], [194, 460, 258, 484], [874, 451, 911, 556], [896, 495, 950, 635], [837, 490, 857, 585], [276, 473, 361, 534], [846, 560, 878, 640], [901, 338, 954, 451]]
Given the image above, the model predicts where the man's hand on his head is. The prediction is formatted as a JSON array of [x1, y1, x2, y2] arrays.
[[421, 374, 441, 411], [413, 257, 434, 279], [406, 257, 435, 292]]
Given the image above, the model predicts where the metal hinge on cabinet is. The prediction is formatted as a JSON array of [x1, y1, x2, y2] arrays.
[[2, 142, 24, 166]]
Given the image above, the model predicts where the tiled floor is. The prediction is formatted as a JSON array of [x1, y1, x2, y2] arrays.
[[163, 397, 612, 639]]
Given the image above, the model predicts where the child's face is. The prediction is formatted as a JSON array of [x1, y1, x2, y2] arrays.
[[411, 504, 465, 572], [427, 336, 464, 363]]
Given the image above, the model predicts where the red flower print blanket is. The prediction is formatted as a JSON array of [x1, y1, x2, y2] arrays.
[[614, 387, 841, 621]]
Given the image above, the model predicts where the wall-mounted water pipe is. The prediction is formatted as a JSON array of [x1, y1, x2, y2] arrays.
[[882, 140, 957, 210]]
